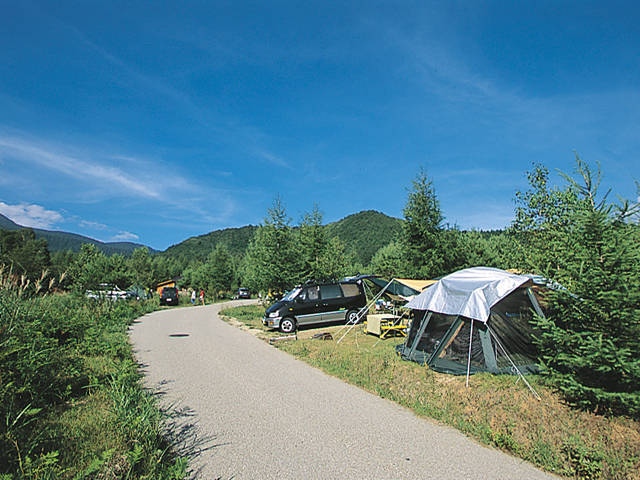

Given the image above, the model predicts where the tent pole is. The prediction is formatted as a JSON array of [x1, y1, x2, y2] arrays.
[[466, 319, 474, 388], [527, 287, 546, 319], [407, 311, 433, 361], [336, 278, 395, 344], [487, 326, 541, 400]]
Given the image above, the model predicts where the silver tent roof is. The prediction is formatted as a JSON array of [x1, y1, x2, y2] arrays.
[[404, 267, 531, 323]]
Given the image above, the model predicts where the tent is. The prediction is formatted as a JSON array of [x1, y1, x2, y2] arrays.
[[396, 267, 546, 377]]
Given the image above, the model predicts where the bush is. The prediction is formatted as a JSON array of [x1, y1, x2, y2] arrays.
[[0, 274, 186, 478]]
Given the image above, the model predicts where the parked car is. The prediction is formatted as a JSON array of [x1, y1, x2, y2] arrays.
[[237, 287, 251, 299], [160, 287, 179, 306], [262, 276, 368, 333]]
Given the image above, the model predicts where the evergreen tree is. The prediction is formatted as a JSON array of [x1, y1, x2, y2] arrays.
[[401, 168, 444, 278], [243, 196, 299, 295], [400, 168, 468, 278], [298, 205, 329, 281], [518, 157, 640, 418], [297, 205, 351, 282]]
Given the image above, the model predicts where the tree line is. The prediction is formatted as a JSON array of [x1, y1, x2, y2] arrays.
[[1, 155, 639, 418]]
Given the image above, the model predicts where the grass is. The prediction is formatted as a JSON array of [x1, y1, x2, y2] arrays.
[[220, 304, 640, 480], [0, 274, 189, 479]]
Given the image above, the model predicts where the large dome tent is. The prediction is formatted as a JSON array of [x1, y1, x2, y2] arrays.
[[397, 267, 547, 386]]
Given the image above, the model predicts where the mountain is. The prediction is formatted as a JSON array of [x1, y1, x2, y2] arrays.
[[0, 214, 154, 256], [326, 210, 402, 265], [1, 210, 403, 263], [162, 210, 403, 266], [161, 225, 259, 263]]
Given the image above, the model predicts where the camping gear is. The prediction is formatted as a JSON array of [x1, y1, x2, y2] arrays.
[[336, 277, 434, 343], [364, 313, 406, 338], [397, 267, 546, 381]]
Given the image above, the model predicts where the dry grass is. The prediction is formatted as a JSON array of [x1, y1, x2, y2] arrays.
[[220, 305, 640, 480]]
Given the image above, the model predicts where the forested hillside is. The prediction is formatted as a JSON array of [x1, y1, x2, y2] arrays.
[[161, 225, 259, 263], [0, 214, 152, 255], [160, 210, 402, 266], [325, 210, 402, 265]]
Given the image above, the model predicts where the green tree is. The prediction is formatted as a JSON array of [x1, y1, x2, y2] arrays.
[[518, 157, 640, 418], [369, 240, 409, 278], [128, 247, 155, 288], [401, 168, 443, 278], [243, 196, 299, 295], [67, 244, 106, 293], [400, 168, 467, 278], [203, 244, 235, 299], [0, 229, 51, 288], [510, 161, 583, 276], [297, 205, 351, 282]]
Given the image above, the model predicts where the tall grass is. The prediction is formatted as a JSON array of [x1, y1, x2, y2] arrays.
[[0, 270, 187, 479], [221, 305, 640, 480]]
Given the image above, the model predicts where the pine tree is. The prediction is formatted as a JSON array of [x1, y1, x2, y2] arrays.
[[242, 196, 300, 296], [401, 168, 444, 278], [521, 158, 640, 418]]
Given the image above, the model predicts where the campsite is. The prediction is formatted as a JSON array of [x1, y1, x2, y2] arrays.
[[220, 268, 640, 480]]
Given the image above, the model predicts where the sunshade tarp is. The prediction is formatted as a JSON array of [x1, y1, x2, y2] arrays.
[[367, 277, 431, 298], [395, 278, 436, 292], [404, 267, 530, 323]]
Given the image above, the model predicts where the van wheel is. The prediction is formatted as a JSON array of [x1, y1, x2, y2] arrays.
[[346, 309, 361, 324], [279, 317, 297, 334]]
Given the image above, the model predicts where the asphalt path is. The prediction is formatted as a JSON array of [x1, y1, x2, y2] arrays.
[[129, 300, 559, 480]]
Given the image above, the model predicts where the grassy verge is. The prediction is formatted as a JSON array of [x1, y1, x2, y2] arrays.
[[221, 305, 640, 480], [1, 283, 188, 479]]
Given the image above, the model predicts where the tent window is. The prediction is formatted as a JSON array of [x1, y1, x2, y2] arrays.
[[437, 320, 486, 370], [412, 313, 458, 357]]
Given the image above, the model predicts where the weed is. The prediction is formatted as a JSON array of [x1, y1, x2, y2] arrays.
[[1, 269, 186, 479]]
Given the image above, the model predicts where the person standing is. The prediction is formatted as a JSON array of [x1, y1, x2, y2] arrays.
[[199, 289, 205, 306], [190, 289, 196, 305]]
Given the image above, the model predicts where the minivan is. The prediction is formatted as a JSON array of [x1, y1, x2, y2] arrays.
[[262, 277, 368, 333]]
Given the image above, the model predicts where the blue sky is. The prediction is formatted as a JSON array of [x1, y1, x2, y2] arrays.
[[1, 1, 638, 251]]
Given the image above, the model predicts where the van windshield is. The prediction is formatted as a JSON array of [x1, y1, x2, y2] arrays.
[[282, 287, 301, 301]]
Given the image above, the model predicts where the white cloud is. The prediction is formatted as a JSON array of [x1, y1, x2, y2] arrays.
[[0, 135, 166, 199], [79, 220, 108, 230], [0, 202, 63, 229], [112, 231, 139, 242]]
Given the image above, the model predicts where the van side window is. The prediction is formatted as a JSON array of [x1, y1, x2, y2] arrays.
[[320, 284, 343, 300], [340, 283, 360, 298], [306, 286, 319, 301]]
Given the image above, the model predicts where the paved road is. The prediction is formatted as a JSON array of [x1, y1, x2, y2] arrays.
[[129, 301, 559, 480]]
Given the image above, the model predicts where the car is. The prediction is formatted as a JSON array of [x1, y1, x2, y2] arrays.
[[160, 287, 179, 306], [237, 287, 251, 299], [262, 276, 368, 333]]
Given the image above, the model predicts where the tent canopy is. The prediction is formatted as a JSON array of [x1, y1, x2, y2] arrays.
[[398, 267, 543, 376], [405, 266, 531, 323]]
